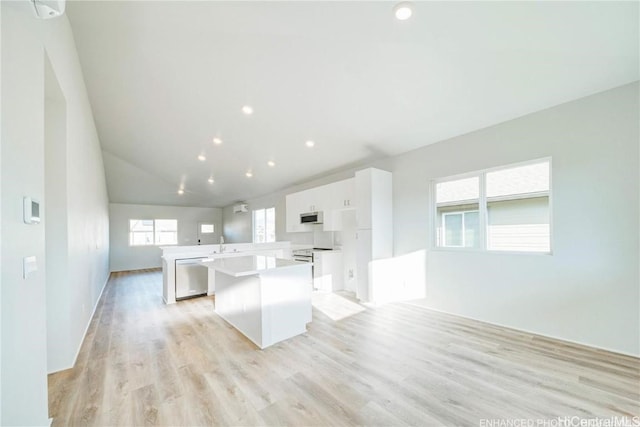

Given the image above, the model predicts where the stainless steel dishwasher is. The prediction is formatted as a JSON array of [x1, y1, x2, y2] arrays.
[[175, 257, 208, 300]]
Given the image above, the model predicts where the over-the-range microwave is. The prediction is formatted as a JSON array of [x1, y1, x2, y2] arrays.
[[300, 211, 323, 224]]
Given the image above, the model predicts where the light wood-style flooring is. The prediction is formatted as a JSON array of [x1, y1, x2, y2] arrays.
[[49, 269, 640, 426]]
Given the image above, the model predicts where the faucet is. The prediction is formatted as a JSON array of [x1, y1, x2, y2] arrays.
[[219, 235, 226, 253]]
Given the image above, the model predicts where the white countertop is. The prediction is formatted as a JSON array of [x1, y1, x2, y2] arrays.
[[160, 242, 292, 261], [201, 255, 311, 277]]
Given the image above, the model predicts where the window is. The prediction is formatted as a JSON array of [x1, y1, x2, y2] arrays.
[[200, 223, 214, 234], [129, 219, 154, 246], [154, 220, 178, 245], [486, 162, 550, 252], [434, 159, 551, 253], [253, 207, 276, 243], [442, 211, 479, 247], [129, 219, 178, 246], [436, 177, 480, 248]]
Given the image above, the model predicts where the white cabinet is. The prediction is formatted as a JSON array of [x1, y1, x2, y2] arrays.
[[285, 191, 313, 233], [355, 168, 392, 303], [313, 251, 344, 292], [286, 178, 355, 232], [285, 186, 326, 233], [324, 179, 355, 210], [322, 179, 355, 231], [355, 168, 392, 240], [300, 187, 325, 213], [355, 229, 372, 300], [355, 171, 372, 229]]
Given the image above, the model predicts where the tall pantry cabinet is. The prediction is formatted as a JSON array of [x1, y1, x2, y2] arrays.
[[355, 168, 392, 302]]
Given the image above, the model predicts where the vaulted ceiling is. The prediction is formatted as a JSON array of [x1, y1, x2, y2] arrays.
[[66, 1, 639, 208]]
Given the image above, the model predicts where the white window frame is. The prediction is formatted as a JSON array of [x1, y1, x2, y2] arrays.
[[441, 210, 479, 248], [432, 157, 552, 255], [129, 219, 178, 247], [252, 207, 276, 243], [200, 223, 215, 234], [154, 219, 178, 246], [129, 219, 155, 246]]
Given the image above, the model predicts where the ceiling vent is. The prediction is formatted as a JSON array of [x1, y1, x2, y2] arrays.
[[32, 0, 66, 19], [233, 203, 248, 214]]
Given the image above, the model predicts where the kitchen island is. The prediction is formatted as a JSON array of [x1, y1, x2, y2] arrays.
[[160, 241, 292, 304], [201, 255, 312, 349]]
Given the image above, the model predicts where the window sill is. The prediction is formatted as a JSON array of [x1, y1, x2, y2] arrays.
[[431, 247, 553, 256]]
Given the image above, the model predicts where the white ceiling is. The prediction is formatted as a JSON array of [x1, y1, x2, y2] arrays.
[[66, 1, 639, 208]]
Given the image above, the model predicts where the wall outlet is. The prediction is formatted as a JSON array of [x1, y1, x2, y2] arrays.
[[348, 269, 354, 279]]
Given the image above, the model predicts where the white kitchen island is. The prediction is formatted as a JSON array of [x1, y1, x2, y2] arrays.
[[202, 255, 312, 349], [160, 241, 292, 304]]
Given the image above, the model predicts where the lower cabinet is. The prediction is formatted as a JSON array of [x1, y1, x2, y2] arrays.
[[313, 251, 344, 292]]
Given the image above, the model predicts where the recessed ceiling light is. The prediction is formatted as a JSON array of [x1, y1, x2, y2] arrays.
[[242, 105, 253, 115], [208, 177, 214, 184], [197, 154, 206, 161], [305, 140, 315, 148], [178, 189, 184, 195], [393, 2, 413, 20], [246, 171, 253, 178], [213, 137, 222, 145], [267, 160, 275, 167]]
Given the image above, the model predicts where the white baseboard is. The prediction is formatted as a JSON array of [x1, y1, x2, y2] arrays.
[[47, 272, 111, 374], [72, 273, 111, 367]]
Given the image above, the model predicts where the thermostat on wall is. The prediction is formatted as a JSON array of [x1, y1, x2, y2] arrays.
[[23, 197, 41, 224]]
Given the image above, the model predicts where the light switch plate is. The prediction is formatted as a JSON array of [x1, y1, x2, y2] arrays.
[[23, 256, 37, 279]]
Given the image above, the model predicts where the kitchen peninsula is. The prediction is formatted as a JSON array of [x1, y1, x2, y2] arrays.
[[202, 255, 312, 349]]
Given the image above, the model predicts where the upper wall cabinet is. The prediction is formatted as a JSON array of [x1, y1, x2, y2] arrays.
[[321, 179, 355, 231], [285, 178, 355, 232], [325, 179, 355, 211], [285, 191, 312, 233]]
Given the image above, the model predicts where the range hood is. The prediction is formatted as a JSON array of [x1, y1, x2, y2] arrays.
[[300, 211, 323, 224]]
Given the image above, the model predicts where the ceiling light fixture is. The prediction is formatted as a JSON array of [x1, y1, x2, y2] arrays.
[[245, 171, 253, 178], [393, 2, 413, 20], [242, 105, 253, 115], [197, 154, 206, 161], [305, 140, 315, 148], [208, 177, 214, 184], [213, 137, 222, 145], [267, 160, 275, 167], [178, 189, 185, 195]]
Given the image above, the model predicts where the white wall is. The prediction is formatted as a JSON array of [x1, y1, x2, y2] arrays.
[[109, 203, 222, 271], [222, 205, 253, 243], [1, 4, 49, 424], [0, 2, 3, 421], [390, 82, 639, 356], [44, 55, 71, 374], [1, 2, 110, 424], [43, 5, 110, 375]]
